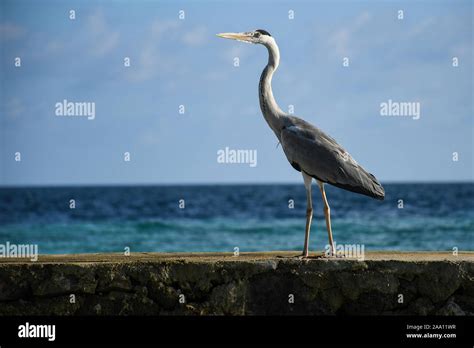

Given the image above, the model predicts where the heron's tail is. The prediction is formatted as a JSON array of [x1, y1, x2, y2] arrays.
[[365, 173, 385, 200], [330, 171, 385, 200]]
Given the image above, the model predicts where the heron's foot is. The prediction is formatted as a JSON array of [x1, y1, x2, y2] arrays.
[[276, 251, 326, 259], [276, 253, 309, 259], [295, 252, 323, 260]]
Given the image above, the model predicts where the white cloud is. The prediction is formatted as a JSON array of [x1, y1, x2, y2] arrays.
[[151, 20, 179, 37], [126, 20, 211, 82], [32, 9, 119, 60], [86, 10, 120, 57], [129, 20, 238, 82], [328, 11, 371, 56], [409, 17, 436, 38], [126, 20, 179, 82], [182, 26, 208, 46]]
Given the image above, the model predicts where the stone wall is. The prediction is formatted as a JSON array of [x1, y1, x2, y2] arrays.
[[0, 252, 472, 315]]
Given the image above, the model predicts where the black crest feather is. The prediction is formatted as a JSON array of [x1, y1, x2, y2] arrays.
[[255, 29, 271, 37]]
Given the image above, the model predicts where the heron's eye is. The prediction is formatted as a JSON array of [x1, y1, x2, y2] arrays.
[[253, 32, 260, 38]]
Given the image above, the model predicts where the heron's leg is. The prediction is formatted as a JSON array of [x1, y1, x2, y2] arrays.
[[317, 181, 335, 256], [302, 172, 313, 258]]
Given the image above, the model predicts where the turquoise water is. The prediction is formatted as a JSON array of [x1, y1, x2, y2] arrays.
[[0, 183, 472, 253]]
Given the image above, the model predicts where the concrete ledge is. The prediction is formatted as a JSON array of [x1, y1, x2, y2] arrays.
[[0, 251, 473, 315]]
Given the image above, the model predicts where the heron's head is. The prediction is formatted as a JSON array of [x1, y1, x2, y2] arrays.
[[217, 29, 273, 45]]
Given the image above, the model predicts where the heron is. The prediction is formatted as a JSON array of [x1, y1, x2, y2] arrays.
[[217, 29, 384, 258]]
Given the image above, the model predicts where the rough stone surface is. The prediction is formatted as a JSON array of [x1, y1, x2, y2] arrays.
[[0, 251, 472, 315]]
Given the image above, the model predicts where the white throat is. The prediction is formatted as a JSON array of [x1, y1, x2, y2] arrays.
[[258, 38, 283, 138]]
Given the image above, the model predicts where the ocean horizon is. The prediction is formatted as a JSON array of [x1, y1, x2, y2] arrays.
[[0, 182, 472, 254]]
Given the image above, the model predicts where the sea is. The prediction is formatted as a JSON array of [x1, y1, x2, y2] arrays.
[[0, 183, 472, 254]]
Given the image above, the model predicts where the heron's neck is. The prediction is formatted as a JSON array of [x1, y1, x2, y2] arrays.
[[259, 40, 283, 136]]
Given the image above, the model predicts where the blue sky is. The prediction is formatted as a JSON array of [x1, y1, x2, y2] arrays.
[[0, 0, 472, 185]]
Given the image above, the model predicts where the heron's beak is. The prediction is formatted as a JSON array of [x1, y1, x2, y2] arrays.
[[216, 32, 253, 43]]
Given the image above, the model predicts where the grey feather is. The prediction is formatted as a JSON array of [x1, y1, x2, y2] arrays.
[[280, 116, 385, 200]]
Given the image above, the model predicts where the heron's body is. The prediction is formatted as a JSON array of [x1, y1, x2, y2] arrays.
[[281, 116, 384, 200], [218, 29, 384, 257]]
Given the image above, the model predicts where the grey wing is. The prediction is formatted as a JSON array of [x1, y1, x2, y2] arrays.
[[280, 122, 385, 200]]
